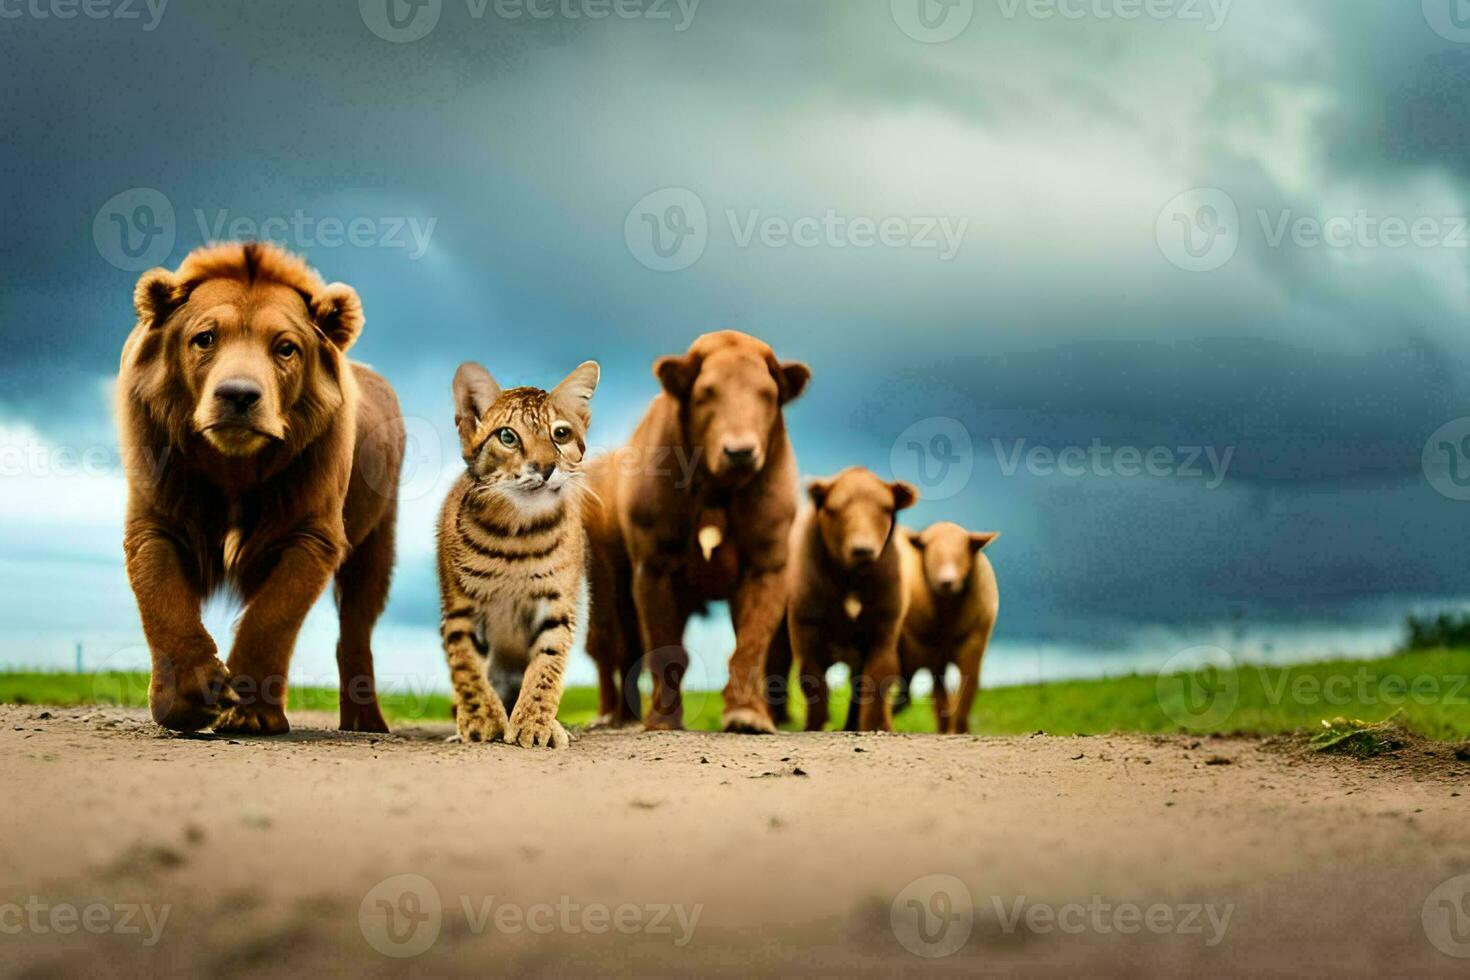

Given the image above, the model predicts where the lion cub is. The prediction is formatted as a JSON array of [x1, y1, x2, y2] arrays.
[[437, 359, 599, 748], [781, 467, 917, 732], [894, 522, 1000, 734]]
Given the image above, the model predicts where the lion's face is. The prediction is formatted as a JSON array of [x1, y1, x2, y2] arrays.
[[809, 467, 917, 570], [654, 332, 810, 483], [125, 243, 364, 460], [909, 522, 999, 596], [176, 279, 324, 456]]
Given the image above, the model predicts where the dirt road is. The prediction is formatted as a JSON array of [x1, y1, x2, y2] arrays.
[[3, 704, 1468, 976]]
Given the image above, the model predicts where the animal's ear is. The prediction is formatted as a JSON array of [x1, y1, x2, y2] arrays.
[[808, 478, 831, 508], [552, 360, 600, 423], [452, 361, 501, 446], [890, 481, 919, 511], [654, 352, 698, 400], [906, 529, 925, 549], [778, 360, 811, 404], [970, 531, 1000, 553], [310, 283, 364, 352], [133, 267, 183, 328]]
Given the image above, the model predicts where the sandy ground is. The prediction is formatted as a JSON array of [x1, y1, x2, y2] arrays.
[[2, 705, 1469, 977]]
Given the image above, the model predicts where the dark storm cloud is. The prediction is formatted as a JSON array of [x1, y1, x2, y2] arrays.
[[3, 0, 1470, 650]]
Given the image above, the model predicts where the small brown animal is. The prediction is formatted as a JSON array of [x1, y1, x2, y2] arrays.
[[583, 330, 810, 732], [436, 360, 599, 749], [117, 242, 404, 735], [894, 521, 1000, 734], [771, 467, 917, 732]]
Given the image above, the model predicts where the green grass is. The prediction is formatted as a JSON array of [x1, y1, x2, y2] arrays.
[[2, 649, 1466, 739]]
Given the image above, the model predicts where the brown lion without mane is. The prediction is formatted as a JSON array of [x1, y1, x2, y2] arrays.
[[117, 241, 404, 735], [583, 330, 810, 733]]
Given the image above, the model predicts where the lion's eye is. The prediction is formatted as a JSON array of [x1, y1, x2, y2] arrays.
[[275, 340, 299, 360], [497, 428, 519, 448], [191, 330, 215, 350], [551, 423, 573, 445]]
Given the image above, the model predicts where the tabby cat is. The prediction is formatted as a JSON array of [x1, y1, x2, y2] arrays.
[[437, 359, 599, 748]]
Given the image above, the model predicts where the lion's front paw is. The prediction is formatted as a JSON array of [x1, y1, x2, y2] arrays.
[[150, 656, 238, 732], [214, 702, 290, 736], [505, 713, 569, 749], [455, 708, 505, 744], [722, 704, 776, 734]]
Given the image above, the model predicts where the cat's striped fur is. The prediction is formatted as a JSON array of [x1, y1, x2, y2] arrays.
[[437, 359, 599, 748]]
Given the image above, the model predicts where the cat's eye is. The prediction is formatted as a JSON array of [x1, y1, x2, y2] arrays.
[[551, 422, 573, 445], [496, 427, 519, 448]]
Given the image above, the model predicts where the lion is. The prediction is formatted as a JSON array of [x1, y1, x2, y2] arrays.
[[893, 521, 1000, 734], [582, 330, 810, 732], [117, 241, 404, 735], [766, 467, 917, 732]]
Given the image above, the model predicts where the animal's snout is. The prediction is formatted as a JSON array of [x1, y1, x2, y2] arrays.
[[722, 444, 758, 470], [847, 543, 878, 565], [214, 378, 263, 415], [935, 564, 964, 595], [533, 462, 556, 481]]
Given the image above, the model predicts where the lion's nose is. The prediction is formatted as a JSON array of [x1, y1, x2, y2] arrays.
[[214, 378, 262, 415], [722, 445, 758, 470]]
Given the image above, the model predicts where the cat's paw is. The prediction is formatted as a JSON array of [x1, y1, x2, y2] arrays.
[[505, 714, 569, 749], [456, 709, 505, 744]]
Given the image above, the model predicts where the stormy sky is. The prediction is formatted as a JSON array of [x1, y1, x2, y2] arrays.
[[3, 0, 1470, 685]]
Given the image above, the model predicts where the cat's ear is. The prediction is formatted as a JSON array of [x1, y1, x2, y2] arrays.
[[552, 360, 600, 425], [452, 361, 501, 447]]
